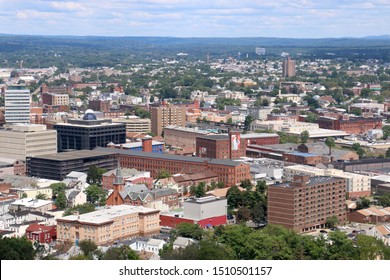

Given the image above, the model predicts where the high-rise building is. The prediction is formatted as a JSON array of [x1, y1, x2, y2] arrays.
[[268, 175, 347, 232], [151, 104, 186, 136], [282, 56, 296, 78], [5, 85, 31, 124], [255, 47, 266, 55], [0, 124, 57, 160]]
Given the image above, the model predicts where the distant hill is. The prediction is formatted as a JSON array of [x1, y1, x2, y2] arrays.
[[0, 34, 389, 67]]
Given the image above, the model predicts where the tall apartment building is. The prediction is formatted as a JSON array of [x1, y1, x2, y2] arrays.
[[282, 56, 296, 78], [112, 116, 151, 133], [0, 124, 57, 160], [4, 85, 30, 124], [151, 105, 186, 136], [268, 175, 347, 232], [56, 205, 160, 245]]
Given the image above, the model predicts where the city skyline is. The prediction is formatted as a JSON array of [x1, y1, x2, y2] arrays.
[[1, 0, 389, 38]]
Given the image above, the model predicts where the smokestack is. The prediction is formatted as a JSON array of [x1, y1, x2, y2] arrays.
[[142, 136, 153, 153]]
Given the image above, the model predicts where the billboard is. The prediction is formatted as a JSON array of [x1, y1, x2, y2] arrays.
[[231, 134, 241, 151]]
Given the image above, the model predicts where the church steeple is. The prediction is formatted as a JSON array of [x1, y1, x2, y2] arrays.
[[113, 160, 124, 192]]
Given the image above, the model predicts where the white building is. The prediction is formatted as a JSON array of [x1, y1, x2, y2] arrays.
[[284, 164, 371, 198], [0, 124, 57, 160], [4, 85, 30, 124]]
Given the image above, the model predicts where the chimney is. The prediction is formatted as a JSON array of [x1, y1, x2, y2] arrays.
[[142, 136, 153, 153]]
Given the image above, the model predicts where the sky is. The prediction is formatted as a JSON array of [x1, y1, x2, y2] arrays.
[[0, 0, 389, 38]]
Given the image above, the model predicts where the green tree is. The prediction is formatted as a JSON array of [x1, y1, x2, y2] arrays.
[[172, 223, 204, 240], [325, 137, 336, 156], [69, 254, 91, 260], [256, 180, 267, 194], [63, 203, 96, 216], [356, 197, 371, 209], [35, 193, 48, 200], [85, 184, 106, 205], [101, 245, 139, 260], [386, 148, 390, 159], [378, 194, 390, 207], [244, 115, 254, 131], [236, 207, 251, 223], [189, 182, 206, 198], [350, 108, 362, 116], [250, 202, 266, 226], [50, 182, 67, 198], [226, 185, 243, 208], [305, 112, 318, 123], [157, 169, 171, 179], [383, 126, 390, 140], [226, 117, 233, 124], [55, 191, 67, 209], [356, 235, 388, 260], [327, 231, 358, 260], [239, 179, 253, 191], [325, 215, 339, 228], [79, 240, 98, 257], [0, 236, 36, 260], [352, 142, 365, 159], [87, 165, 106, 185], [300, 130, 309, 144]]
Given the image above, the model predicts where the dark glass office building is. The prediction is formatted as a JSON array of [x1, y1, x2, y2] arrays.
[[26, 150, 117, 180], [54, 111, 126, 152]]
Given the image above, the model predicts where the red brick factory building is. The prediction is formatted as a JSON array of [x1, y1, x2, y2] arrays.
[[95, 147, 251, 187]]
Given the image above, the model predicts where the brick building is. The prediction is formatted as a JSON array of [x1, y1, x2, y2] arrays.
[[88, 100, 110, 113], [41, 93, 69, 106], [164, 125, 211, 150], [268, 175, 347, 232], [318, 115, 382, 134], [25, 224, 56, 244], [150, 104, 186, 136], [348, 207, 390, 224], [196, 131, 279, 159], [96, 147, 250, 187]]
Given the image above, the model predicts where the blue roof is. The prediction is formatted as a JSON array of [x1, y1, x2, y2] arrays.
[[289, 151, 318, 157]]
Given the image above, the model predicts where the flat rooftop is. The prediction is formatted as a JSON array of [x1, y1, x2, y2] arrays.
[[57, 205, 159, 225], [197, 134, 229, 140], [95, 147, 244, 167], [27, 149, 117, 161], [273, 176, 343, 188]]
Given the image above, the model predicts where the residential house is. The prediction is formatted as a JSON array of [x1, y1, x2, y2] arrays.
[[25, 223, 57, 244]]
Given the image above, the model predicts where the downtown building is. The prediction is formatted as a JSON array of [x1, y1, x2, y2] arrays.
[[26, 150, 117, 181], [4, 85, 31, 124], [268, 175, 347, 232], [54, 110, 126, 151], [0, 124, 57, 160]]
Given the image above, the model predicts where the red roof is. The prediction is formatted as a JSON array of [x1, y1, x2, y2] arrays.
[[26, 224, 55, 233]]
